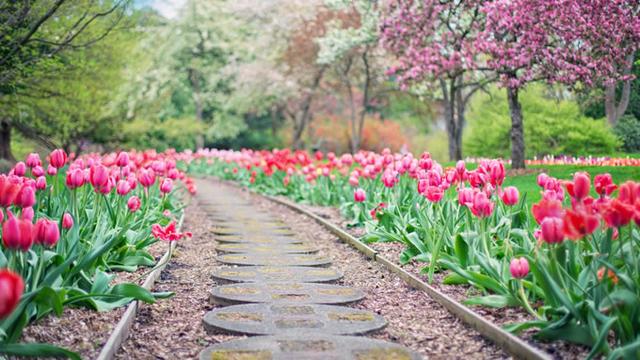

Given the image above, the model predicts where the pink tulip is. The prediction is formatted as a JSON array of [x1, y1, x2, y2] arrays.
[[570, 172, 590, 201], [2, 215, 33, 251], [116, 180, 131, 196], [0, 176, 21, 208], [537, 173, 549, 188], [46, 164, 57, 176], [90, 165, 109, 190], [137, 169, 155, 188], [32, 165, 44, 177], [159, 178, 173, 194], [424, 186, 444, 203], [509, 257, 529, 279], [34, 218, 60, 247], [65, 168, 85, 189], [49, 149, 67, 168], [354, 188, 366, 202], [13, 162, 26, 177], [489, 161, 505, 186], [62, 213, 74, 230], [470, 192, 494, 218], [540, 217, 564, 244], [127, 196, 141, 212], [115, 152, 130, 167], [26, 153, 41, 168], [21, 207, 34, 221], [348, 176, 359, 186], [35, 176, 47, 190], [15, 185, 35, 208], [500, 186, 519, 206], [458, 187, 475, 206]]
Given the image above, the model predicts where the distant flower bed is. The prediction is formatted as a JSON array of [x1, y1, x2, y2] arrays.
[[190, 148, 640, 357], [464, 155, 640, 167]]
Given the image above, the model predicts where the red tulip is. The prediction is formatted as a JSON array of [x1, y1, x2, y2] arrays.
[[62, 213, 74, 230], [618, 181, 639, 205], [159, 178, 173, 194], [531, 199, 564, 224], [509, 257, 529, 279], [151, 221, 191, 242], [49, 149, 67, 168], [602, 199, 634, 228], [354, 188, 366, 202], [34, 218, 60, 247], [540, 217, 564, 244], [26, 153, 41, 168], [500, 186, 519, 206], [567, 172, 590, 201], [594, 173, 616, 197], [127, 196, 141, 212], [563, 209, 599, 240], [0, 175, 21, 208], [0, 269, 24, 319], [116, 152, 130, 167], [2, 215, 34, 251], [13, 162, 26, 177]]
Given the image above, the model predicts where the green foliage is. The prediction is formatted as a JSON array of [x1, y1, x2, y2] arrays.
[[465, 85, 620, 158], [613, 115, 640, 153], [121, 118, 205, 151], [578, 63, 640, 120]]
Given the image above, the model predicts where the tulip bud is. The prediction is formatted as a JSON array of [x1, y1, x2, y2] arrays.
[[0, 175, 21, 208], [15, 185, 36, 208], [127, 196, 141, 212], [65, 168, 85, 189], [34, 218, 60, 247], [537, 173, 549, 188], [159, 178, 173, 194], [26, 153, 41, 168], [572, 172, 590, 201], [90, 164, 109, 190], [13, 162, 26, 177], [2, 215, 33, 251], [115, 152, 130, 167], [35, 176, 47, 190], [0, 269, 24, 319], [424, 186, 444, 203], [354, 188, 366, 202], [46, 164, 57, 176], [540, 217, 564, 244], [49, 149, 67, 168], [509, 257, 529, 279], [62, 213, 74, 230], [137, 169, 155, 188], [500, 186, 520, 206], [116, 180, 131, 196], [32, 166, 44, 177], [21, 207, 34, 221]]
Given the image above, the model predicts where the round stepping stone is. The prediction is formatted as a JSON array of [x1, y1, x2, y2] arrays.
[[211, 227, 295, 236], [215, 222, 290, 230], [215, 235, 304, 245], [199, 334, 421, 360], [211, 266, 343, 283], [209, 283, 364, 305], [216, 254, 331, 267], [216, 243, 318, 254], [203, 304, 386, 336]]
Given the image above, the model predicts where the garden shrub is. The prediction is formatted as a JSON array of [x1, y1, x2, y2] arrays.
[[464, 84, 620, 158], [613, 114, 640, 153]]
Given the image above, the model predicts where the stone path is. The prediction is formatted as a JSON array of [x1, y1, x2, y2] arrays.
[[199, 185, 422, 359]]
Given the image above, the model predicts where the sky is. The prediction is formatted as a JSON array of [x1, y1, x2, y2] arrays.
[[136, 0, 186, 19]]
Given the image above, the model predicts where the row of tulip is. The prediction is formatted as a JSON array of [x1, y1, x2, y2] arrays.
[[188, 148, 640, 359], [0, 149, 194, 358]]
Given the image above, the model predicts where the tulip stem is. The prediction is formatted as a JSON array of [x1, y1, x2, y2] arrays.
[[518, 282, 541, 320]]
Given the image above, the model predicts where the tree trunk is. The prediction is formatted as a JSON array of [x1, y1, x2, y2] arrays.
[[0, 119, 15, 162], [507, 87, 525, 169], [604, 54, 634, 126], [291, 67, 326, 149], [441, 79, 462, 161]]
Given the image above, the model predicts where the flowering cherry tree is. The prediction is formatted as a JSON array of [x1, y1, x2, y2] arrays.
[[479, 0, 640, 168]]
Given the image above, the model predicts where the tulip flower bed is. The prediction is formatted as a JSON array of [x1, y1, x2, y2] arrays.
[[189, 148, 640, 358], [0, 149, 195, 359]]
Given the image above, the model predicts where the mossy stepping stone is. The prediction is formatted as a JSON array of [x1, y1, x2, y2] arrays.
[[214, 235, 304, 245], [211, 266, 343, 283], [216, 254, 331, 267], [210, 282, 365, 305], [199, 334, 422, 360], [211, 227, 295, 236], [215, 243, 318, 254], [203, 304, 386, 336]]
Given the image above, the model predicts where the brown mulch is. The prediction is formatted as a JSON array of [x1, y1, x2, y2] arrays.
[[297, 202, 593, 359]]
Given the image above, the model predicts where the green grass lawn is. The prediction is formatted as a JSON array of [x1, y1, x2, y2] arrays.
[[504, 165, 640, 206]]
